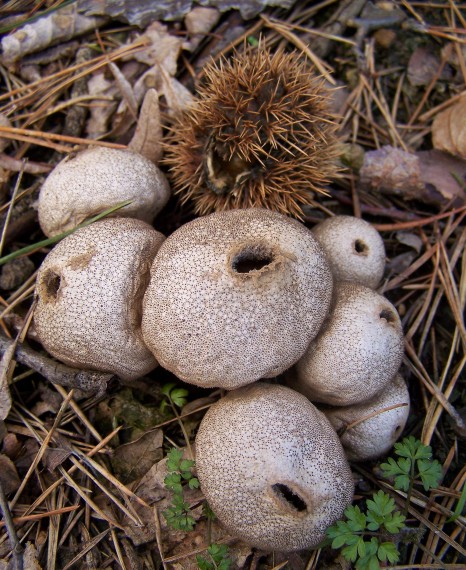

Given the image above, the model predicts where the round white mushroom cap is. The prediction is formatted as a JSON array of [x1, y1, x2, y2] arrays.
[[34, 218, 165, 380], [322, 374, 410, 461], [141, 208, 333, 389], [289, 281, 404, 406], [312, 215, 386, 289], [195, 382, 354, 551], [38, 146, 171, 237]]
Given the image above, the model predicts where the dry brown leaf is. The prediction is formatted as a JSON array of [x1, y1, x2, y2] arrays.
[[112, 428, 163, 483], [0, 453, 20, 494], [128, 89, 163, 163], [416, 149, 466, 206], [408, 47, 441, 87], [184, 7, 221, 51], [85, 73, 118, 139], [0, 342, 15, 421], [23, 542, 42, 570], [432, 94, 466, 159], [359, 145, 466, 207]]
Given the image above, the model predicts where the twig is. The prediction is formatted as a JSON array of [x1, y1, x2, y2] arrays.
[[0, 331, 115, 394], [0, 479, 24, 570]]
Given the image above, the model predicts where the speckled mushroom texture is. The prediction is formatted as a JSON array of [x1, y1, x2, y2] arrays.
[[322, 374, 410, 461], [34, 218, 165, 380], [195, 383, 354, 551], [288, 282, 404, 406], [38, 146, 171, 237], [141, 208, 333, 389], [312, 215, 386, 289]]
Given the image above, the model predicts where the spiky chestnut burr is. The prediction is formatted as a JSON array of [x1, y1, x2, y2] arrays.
[[164, 45, 340, 218]]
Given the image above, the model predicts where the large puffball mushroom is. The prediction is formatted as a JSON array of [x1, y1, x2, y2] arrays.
[[142, 208, 333, 389], [195, 383, 354, 551], [322, 374, 410, 461], [38, 146, 171, 237], [312, 215, 386, 289], [289, 282, 404, 406], [34, 218, 165, 380]]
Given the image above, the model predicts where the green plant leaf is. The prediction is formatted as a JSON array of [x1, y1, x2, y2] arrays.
[[188, 477, 200, 489], [378, 541, 400, 563], [383, 511, 406, 534], [417, 458, 443, 490], [447, 481, 466, 523], [171, 388, 189, 408], [166, 447, 184, 471], [345, 505, 367, 532], [161, 382, 176, 398]]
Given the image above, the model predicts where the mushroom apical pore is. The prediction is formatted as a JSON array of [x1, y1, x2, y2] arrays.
[[34, 218, 165, 380], [323, 374, 410, 461], [141, 208, 333, 389], [164, 45, 340, 218], [289, 282, 404, 406], [312, 215, 386, 289], [195, 383, 354, 551], [38, 146, 170, 237]]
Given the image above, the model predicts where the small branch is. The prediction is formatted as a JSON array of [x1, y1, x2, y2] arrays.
[[0, 331, 115, 395], [0, 479, 23, 570]]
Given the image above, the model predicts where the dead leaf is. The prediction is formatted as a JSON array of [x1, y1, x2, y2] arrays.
[[416, 150, 466, 206], [184, 7, 220, 51], [2, 433, 21, 459], [85, 73, 119, 139], [408, 47, 442, 87], [133, 22, 183, 74], [23, 542, 42, 570], [0, 342, 15, 421], [396, 232, 423, 253], [359, 145, 466, 207], [432, 94, 466, 159], [111, 428, 163, 483], [0, 454, 20, 494], [128, 89, 163, 164], [359, 145, 424, 196]]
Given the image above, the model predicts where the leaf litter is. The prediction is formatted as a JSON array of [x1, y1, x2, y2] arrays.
[[0, 1, 465, 569]]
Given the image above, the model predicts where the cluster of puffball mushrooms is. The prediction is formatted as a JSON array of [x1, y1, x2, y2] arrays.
[[34, 146, 409, 552]]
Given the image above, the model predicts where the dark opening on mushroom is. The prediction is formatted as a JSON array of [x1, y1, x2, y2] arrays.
[[231, 245, 275, 273], [354, 239, 368, 254], [271, 483, 308, 512], [42, 270, 62, 301], [379, 308, 396, 323]]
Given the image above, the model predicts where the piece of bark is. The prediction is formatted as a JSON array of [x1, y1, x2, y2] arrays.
[[0, 332, 115, 395], [0, 5, 107, 66]]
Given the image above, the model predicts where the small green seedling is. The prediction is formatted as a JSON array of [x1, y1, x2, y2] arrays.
[[380, 436, 443, 494], [328, 437, 443, 570], [163, 447, 199, 532], [327, 490, 405, 570], [161, 382, 189, 413], [196, 544, 231, 570]]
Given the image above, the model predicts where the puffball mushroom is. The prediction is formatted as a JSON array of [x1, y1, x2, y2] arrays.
[[34, 218, 165, 381], [312, 215, 386, 289], [289, 282, 404, 406], [322, 374, 410, 461], [195, 383, 354, 551], [38, 146, 170, 237], [141, 208, 333, 389]]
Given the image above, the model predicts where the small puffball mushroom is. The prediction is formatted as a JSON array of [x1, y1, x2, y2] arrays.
[[322, 374, 410, 461], [38, 146, 171, 237], [289, 282, 404, 406], [34, 218, 165, 380], [142, 208, 333, 389], [312, 215, 386, 288], [195, 383, 354, 551]]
